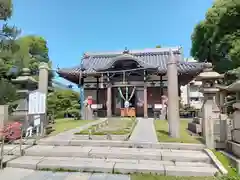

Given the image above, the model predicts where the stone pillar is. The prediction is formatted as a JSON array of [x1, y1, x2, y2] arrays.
[[107, 84, 112, 117], [38, 62, 49, 94], [196, 63, 221, 149], [144, 85, 148, 118], [167, 49, 180, 138], [38, 62, 49, 134], [215, 92, 220, 108], [0, 105, 8, 139], [220, 91, 227, 113]]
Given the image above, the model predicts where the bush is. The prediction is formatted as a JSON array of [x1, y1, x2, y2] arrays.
[[55, 111, 65, 119]]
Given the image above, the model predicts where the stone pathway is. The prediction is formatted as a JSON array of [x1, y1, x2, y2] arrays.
[[0, 168, 130, 180], [129, 118, 158, 143]]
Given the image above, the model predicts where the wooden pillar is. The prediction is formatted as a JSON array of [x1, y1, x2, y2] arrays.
[[107, 74, 112, 117], [144, 70, 148, 118], [96, 76, 99, 104], [160, 75, 163, 101]]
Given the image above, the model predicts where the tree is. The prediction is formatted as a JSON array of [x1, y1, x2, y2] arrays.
[[13, 36, 54, 85], [47, 88, 80, 118], [0, 0, 12, 20], [156, 45, 161, 48], [191, 0, 240, 73]]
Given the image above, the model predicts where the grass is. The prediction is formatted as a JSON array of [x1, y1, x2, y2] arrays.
[[131, 174, 216, 180], [154, 119, 204, 144], [212, 150, 238, 176], [49, 118, 94, 136], [75, 118, 136, 135]]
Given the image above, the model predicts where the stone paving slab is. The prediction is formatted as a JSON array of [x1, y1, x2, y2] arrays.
[[1, 155, 17, 163], [37, 159, 115, 173], [22, 171, 56, 180], [6, 156, 218, 176], [129, 118, 158, 143], [7, 156, 44, 169], [3, 144, 31, 155], [161, 151, 210, 162], [0, 168, 130, 180], [89, 149, 162, 160], [38, 139, 206, 150], [24, 145, 209, 162], [165, 166, 217, 176], [0, 167, 35, 180], [114, 162, 165, 174], [45, 172, 70, 180], [64, 172, 91, 180], [175, 161, 215, 167]]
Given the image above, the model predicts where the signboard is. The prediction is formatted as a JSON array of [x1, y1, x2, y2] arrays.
[[33, 115, 41, 126], [28, 91, 46, 115]]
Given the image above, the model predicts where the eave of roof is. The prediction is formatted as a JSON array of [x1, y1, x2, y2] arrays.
[[57, 47, 206, 84]]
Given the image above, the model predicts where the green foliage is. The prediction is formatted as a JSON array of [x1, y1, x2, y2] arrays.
[[191, 0, 240, 73], [0, 0, 53, 108], [0, 0, 13, 20], [47, 88, 80, 119], [156, 45, 162, 48], [0, 78, 18, 105]]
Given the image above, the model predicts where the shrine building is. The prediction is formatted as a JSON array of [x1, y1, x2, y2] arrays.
[[57, 47, 206, 117]]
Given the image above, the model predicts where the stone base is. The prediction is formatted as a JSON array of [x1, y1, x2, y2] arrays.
[[188, 122, 201, 134], [232, 130, 240, 144], [227, 141, 240, 158]]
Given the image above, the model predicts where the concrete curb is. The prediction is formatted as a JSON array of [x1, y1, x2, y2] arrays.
[[125, 118, 138, 141], [220, 150, 240, 175], [204, 149, 228, 175]]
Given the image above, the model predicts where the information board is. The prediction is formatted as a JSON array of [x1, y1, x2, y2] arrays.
[[28, 91, 46, 115]]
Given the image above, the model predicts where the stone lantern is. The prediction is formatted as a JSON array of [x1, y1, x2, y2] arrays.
[[11, 68, 38, 128], [195, 63, 222, 149]]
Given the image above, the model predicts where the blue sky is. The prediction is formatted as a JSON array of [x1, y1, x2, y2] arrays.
[[9, 0, 213, 85]]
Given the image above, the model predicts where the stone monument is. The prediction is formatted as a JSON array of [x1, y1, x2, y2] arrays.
[[226, 80, 240, 157], [0, 105, 8, 139], [195, 63, 222, 149]]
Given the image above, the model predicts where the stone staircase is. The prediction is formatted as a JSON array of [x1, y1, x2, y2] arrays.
[[3, 140, 221, 177]]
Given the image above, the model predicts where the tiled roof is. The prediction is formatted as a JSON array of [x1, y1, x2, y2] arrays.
[[57, 47, 205, 80]]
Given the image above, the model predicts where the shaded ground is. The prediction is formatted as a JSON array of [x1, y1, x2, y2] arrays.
[[75, 118, 135, 135], [49, 118, 95, 136], [154, 120, 204, 144]]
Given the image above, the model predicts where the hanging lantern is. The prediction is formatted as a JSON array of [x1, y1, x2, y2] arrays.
[[87, 96, 93, 105]]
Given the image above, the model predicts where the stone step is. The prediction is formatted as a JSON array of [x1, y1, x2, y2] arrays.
[[6, 156, 218, 176], [0, 155, 18, 166], [23, 145, 211, 162], [3, 144, 32, 155], [0, 167, 130, 180], [37, 139, 206, 150]]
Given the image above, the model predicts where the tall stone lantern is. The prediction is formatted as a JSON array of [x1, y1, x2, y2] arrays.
[[11, 68, 38, 128], [195, 63, 222, 149]]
